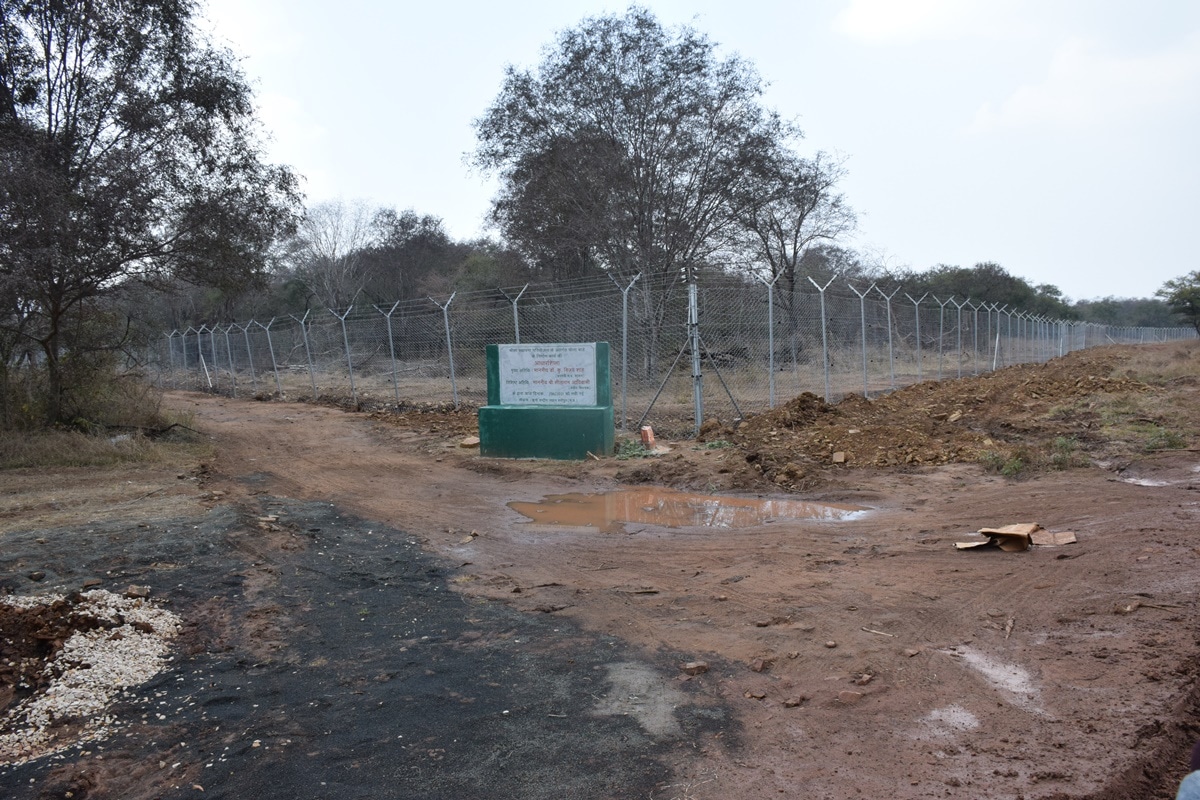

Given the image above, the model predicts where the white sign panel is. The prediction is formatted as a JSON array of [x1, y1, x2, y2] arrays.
[[498, 343, 597, 406]]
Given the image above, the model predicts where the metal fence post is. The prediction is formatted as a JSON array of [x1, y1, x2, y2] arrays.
[[289, 311, 319, 400], [239, 322, 258, 392], [1002, 307, 1014, 365], [905, 293, 928, 382], [181, 327, 193, 385], [848, 281, 875, 397], [222, 324, 237, 397], [808, 276, 836, 402], [755, 273, 782, 408], [331, 305, 358, 406], [255, 318, 283, 397], [376, 301, 402, 405], [1019, 312, 1030, 363], [951, 297, 969, 379], [990, 305, 1007, 369], [932, 295, 954, 381], [1013, 312, 1023, 363], [207, 325, 218, 389], [968, 301, 981, 375], [165, 331, 177, 387], [499, 284, 529, 344], [611, 273, 641, 430], [195, 326, 213, 389], [430, 293, 458, 408], [689, 281, 703, 435], [875, 286, 900, 391]]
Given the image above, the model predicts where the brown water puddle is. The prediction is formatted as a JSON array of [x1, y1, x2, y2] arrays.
[[508, 488, 868, 532]]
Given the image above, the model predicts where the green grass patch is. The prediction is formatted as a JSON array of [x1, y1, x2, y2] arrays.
[[1144, 427, 1187, 451], [979, 449, 1027, 477], [1048, 436, 1084, 469], [615, 439, 654, 460]]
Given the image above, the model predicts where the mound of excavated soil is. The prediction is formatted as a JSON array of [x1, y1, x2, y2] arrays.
[[615, 343, 1193, 493]]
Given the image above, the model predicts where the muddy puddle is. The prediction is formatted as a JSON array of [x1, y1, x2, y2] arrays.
[[508, 488, 868, 532]]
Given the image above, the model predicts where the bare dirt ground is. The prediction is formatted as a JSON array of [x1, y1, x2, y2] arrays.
[[3, 340, 1200, 799]]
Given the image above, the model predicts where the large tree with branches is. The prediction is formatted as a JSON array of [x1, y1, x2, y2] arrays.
[[0, 0, 299, 426], [473, 6, 796, 372], [1157, 271, 1200, 335]]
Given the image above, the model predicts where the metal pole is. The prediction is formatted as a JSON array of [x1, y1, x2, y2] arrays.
[[875, 286, 900, 390], [992, 305, 1008, 368], [951, 298, 968, 379], [499, 284, 529, 345], [201, 326, 214, 391], [165, 331, 177, 388], [905, 293, 928, 382], [1018, 313, 1025, 362], [767, 284, 776, 407], [808, 276, 837, 402], [182, 328, 192, 385], [611, 273, 641, 430], [289, 311, 318, 400], [430, 293, 458, 408], [848, 281, 875, 398], [969, 301, 980, 375], [932, 295, 954, 381], [189, 326, 201, 388], [209, 326, 218, 388], [223, 324, 237, 397], [331, 306, 358, 406], [984, 303, 992, 369], [755, 272, 782, 408], [1006, 309, 1013, 365], [240, 323, 258, 392], [689, 281, 703, 436], [377, 301, 402, 405], [256, 318, 283, 397]]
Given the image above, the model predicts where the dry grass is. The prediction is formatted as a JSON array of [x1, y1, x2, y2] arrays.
[[1097, 342, 1200, 454], [0, 372, 210, 470], [0, 424, 210, 470], [0, 369, 219, 470], [1118, 339, 1200, 385]]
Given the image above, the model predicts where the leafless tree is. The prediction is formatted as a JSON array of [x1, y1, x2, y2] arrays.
[[291, 201, 379, 310]]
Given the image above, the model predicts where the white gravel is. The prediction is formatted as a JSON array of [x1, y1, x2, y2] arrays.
[[0, 589, 181, 766]]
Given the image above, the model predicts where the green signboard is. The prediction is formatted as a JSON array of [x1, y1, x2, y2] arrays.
[[479, 342, 614, 460]]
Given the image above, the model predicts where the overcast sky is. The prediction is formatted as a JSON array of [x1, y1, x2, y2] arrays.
[[203, 0, 1199, 301]]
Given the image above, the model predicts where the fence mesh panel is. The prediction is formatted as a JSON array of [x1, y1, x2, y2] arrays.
[[154, 274, 1198, 437]]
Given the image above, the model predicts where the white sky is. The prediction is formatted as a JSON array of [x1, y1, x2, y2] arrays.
[[203, 0, 1200, 301]]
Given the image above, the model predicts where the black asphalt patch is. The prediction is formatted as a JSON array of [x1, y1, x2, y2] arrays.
[[1, 499, 734, 799]]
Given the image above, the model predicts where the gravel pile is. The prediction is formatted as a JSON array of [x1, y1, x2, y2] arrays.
[[0, 589, 181, 766]]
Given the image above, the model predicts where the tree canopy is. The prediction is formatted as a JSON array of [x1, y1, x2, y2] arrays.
[[473, 6, 799, 288], [1156, 271, 1200, 334], [882, 262, 1074, 319], [0, 0, 299, 426]]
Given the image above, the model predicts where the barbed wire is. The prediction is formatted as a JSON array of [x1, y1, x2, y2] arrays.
[[153, 273, 1197, 437]]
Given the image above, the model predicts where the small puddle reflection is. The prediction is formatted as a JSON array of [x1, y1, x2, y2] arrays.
[[509, 488, 868, 532]]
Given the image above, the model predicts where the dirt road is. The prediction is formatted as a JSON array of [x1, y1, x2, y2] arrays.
[[3, 342, 1200, 798]]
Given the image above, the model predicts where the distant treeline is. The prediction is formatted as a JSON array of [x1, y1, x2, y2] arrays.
[[136, 211, 1172, 332]]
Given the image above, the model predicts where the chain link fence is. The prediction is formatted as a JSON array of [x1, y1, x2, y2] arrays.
[[151, 274, 1198, 437]]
